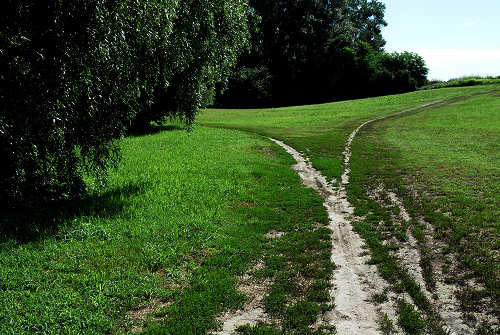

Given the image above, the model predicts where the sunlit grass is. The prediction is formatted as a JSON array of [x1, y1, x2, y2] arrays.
[[201, 84, 500, 332], [2, 83, 498, 334], [364, 93, 500, 298], [200, 85, 497, 182], [0, 127, 329, 334]]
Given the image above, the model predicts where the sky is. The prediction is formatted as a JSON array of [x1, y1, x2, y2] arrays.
[[379, 0, 500, 80]]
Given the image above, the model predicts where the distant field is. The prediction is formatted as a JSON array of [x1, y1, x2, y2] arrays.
[[420, 77, 500, 90]]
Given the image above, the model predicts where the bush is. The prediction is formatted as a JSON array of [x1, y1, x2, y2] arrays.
[[0, 0, 249, 208], [419, 76, 500, 90]]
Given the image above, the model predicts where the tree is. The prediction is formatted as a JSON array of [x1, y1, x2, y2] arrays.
[[0, 0, 249, 208], [347, 0, 387, 50], [375, 51, 429, 93], [129, 0, 251, 132], [216, 0, 391, 107]]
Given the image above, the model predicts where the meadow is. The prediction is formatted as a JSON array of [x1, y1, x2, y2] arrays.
[[0, 127, 330, 334], [346, 90, 500, 334], [200, 84, 500, 334], [1, 84, 498, 334]]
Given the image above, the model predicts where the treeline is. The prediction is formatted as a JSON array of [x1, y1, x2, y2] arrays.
[[420, 76, 500, 90], [0, 0, 249, 207], [215, 0, 428, 108]]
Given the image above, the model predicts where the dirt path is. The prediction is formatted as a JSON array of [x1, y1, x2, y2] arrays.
[[270, 139, 397, 334], [268, 101, 447, 334], [214, 101, 459, 334]]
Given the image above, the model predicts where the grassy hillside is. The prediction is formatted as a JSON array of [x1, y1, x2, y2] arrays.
[[201, 85, 498, 183], [200, 84, 500, 332], [0, 127, 330, 334], [349, 91, 500, 319], [2, 84, 498, 334]]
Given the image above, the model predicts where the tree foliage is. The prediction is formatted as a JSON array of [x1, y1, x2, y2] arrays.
[[130, 0, 251, 132], [216, 0, 428, 107], [0, 0, 249, 207], [347, 0, 387, 50], [322, 42, 428, 99]]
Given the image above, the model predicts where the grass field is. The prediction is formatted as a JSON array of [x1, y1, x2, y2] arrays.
[[0, 128, 330, 334], [348, 92, 500, 330], [201, 85, 498, 185], [200, 84, 500, 333], [1, 84, 499, 334]]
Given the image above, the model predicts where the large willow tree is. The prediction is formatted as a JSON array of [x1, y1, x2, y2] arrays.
[[0, 0, 249, 207]]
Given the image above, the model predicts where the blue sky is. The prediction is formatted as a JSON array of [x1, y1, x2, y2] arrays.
[[379, 0, 500, 80]]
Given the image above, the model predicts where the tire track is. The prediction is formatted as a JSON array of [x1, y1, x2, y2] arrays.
[[214, 101, 446, 333], [384, 190, 475, 335], [270, 138, 396, 334], [269, 101, 445, 334]]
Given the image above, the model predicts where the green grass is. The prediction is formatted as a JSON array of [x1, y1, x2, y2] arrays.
[[0, 127, 330, 334], [201, 85, 497, 183], [3, 83, 499, 334], [349, 91, 500, 318], [397, 302, 426, 335], [201, 84, 500, 332]]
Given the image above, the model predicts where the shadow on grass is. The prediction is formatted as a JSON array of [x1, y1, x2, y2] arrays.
[[0, 181, 150, 244], [127, 124, 185, 137]]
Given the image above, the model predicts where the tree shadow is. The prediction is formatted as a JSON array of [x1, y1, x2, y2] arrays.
[[0, 181, 150, 244], [127, 124, 186, 137]]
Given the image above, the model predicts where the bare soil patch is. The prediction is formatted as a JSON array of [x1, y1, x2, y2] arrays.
[[127, 299, 171, 333], [257, 145, 275, 157], [213, 261, 274, 335], [264, 230, 286, 239], [236, 201, 255, 208]]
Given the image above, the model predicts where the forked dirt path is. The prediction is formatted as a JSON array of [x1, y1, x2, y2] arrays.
[[215, 101, 464, 334], [269, 102, 446, 334], [270, 138, 396, 334]]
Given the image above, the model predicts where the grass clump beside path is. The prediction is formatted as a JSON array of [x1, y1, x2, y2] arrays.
[[0, 126, 330, 334]]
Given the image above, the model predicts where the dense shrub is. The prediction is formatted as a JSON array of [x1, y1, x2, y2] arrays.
[[0, 0, 249, 207]]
